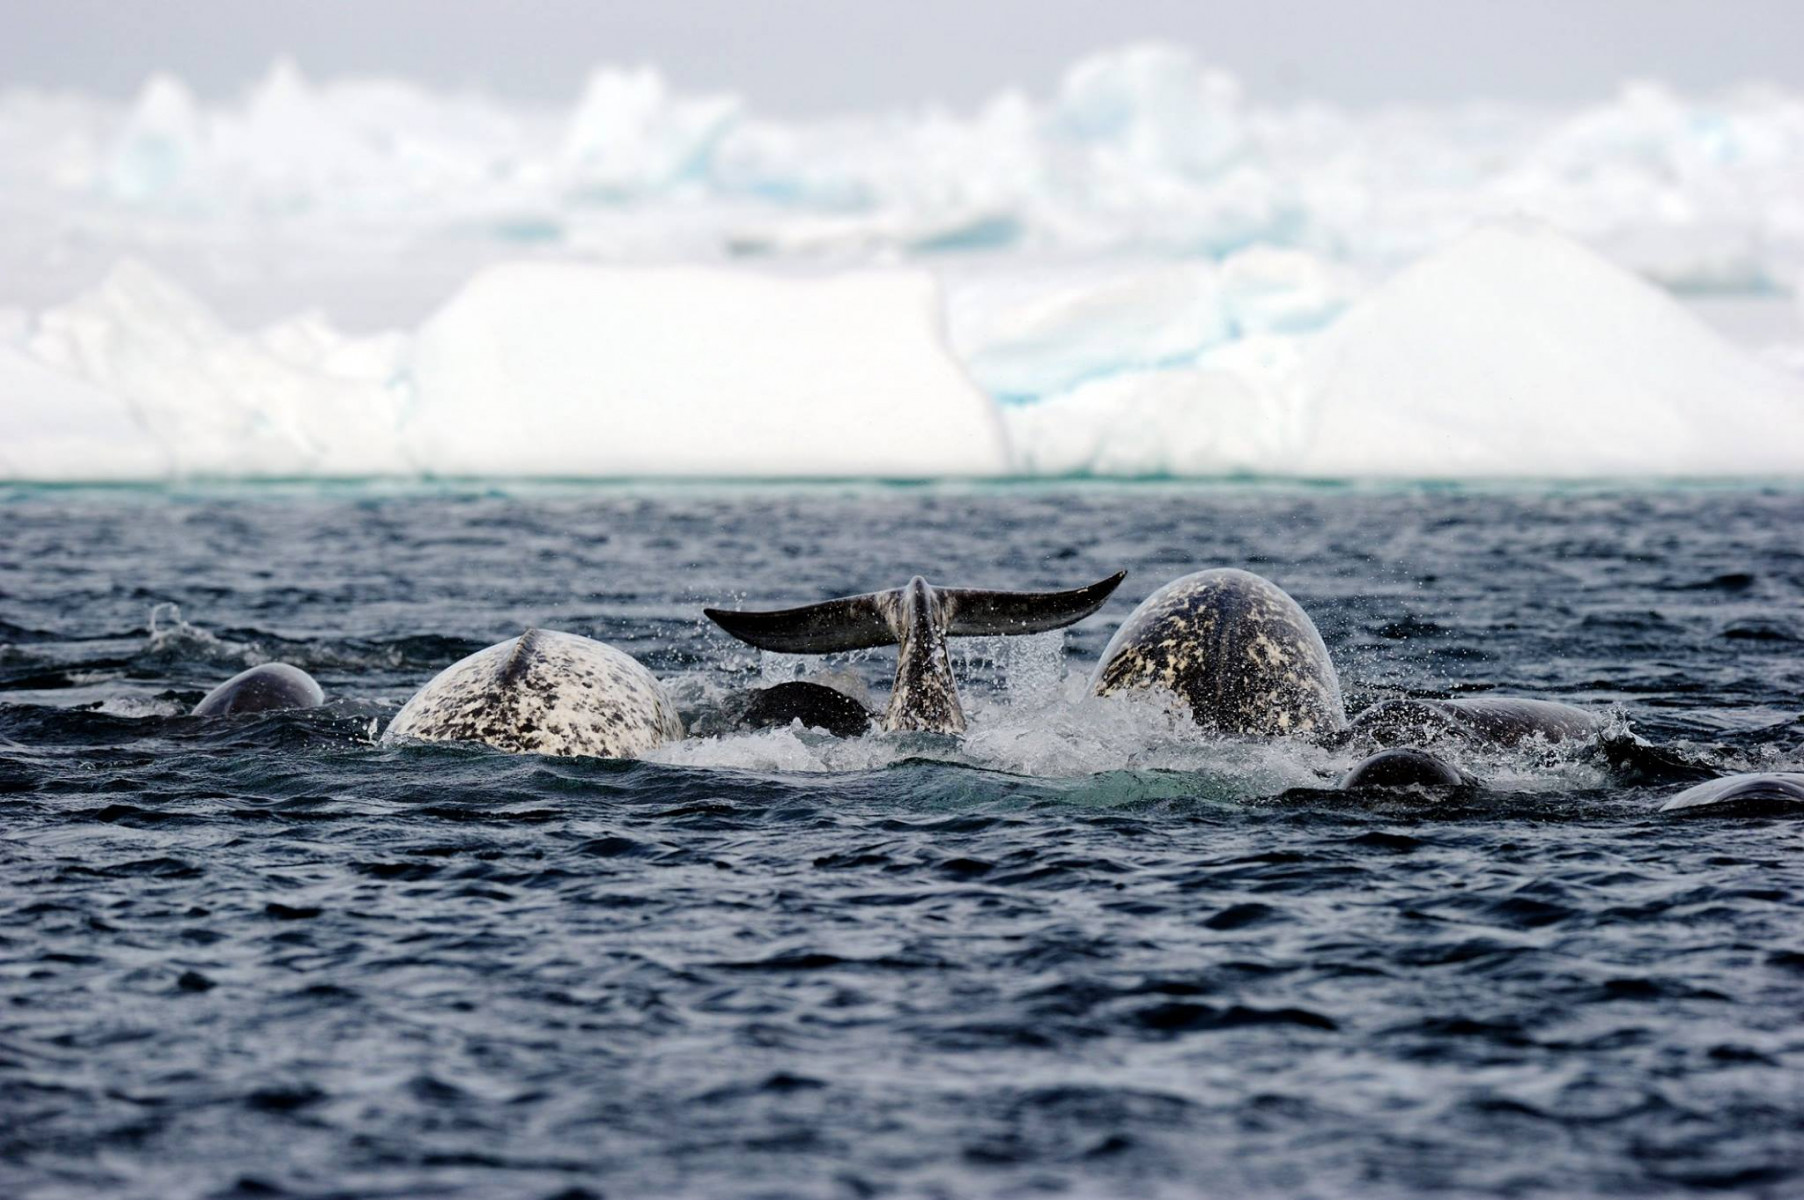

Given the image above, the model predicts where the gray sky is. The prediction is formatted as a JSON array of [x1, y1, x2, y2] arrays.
[[4, 0, 1801, 112]]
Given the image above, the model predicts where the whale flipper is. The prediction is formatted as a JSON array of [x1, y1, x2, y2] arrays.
[[706, 572, 1124, 734]]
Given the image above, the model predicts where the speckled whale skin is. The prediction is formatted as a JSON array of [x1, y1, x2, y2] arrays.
[[383, 629, 683, 759], [1091, 568, 1346, 736]]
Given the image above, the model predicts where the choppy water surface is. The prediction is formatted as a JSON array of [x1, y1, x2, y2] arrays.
[[3, 483, 1803, 1200]]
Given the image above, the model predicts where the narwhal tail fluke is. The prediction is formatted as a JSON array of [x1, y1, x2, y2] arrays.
[[709, 570, 1127, 737], [940, 571, 1126, 637], [705, 570, 1125, 656], [703, 592, 899, 654]]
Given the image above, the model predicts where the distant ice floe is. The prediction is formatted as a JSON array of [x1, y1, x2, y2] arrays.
[[2, 41, 1803, 480], [2, 43, 1804, 281], [1007, 223, 1804, 477], [408, 262, 1007, 476], [2, 221, 1798, 480], [4, 257, 1006, 478], [947, 262, 1231, 398], [1287, 223, 1804, 476], [21, 260, 412, 477]]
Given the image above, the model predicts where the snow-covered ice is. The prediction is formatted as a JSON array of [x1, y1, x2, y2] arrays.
[[1002, 224, 1804, 477], [1288, 223, 1804, 477], [3, 44, 1804, 288], [24, 261, 412, 477], [1, 43, 1803, 481], [407, 263, 1008, 477], [3, 222, 1795, 480], [947, 263, 1230, 398], [3, 260, 1009, 479], [0, 344, 164, 480]]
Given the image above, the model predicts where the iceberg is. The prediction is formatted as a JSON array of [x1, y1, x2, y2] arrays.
[[406, 262, 1009, 476], [1050, 43, 1246, 180], [2, 225, 1800, 481], [98, 58, 532, 215], [3, 260, 1008, 480], [1218, 245, 1351, 336], [999, 223, 1804, 478], [26, 261, 412, 476], [1003, 367, 1287, 476], [561, 66, 741, 197], [1288, 223, 1804, 476], [947, 264, 1229, 398], [6, 43, 1804, 287], [0, 344, 165, 480], [104, 74, 205, 205]]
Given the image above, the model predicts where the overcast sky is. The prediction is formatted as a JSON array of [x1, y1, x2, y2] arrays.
[[4, 0, 1801, 112]]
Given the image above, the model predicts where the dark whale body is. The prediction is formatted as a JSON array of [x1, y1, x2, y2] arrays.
[[1340, 747, 1472, 790], [1349, 697, 1600, 748], [740, 681, 873, 737], [192, 663, 324, 717], [1659, 772, 1804, 816]]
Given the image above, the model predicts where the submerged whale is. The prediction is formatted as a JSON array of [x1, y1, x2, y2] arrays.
[[705, 572, 1125, 734], [1348, 697, 1600, 747], [1659, 772, 1804, 815], [192, 662, 324, 717], [1091, 568, 1344, 736], [1340, 747, 1472, 790], [383, 628, 683, 758], [738, 680, 873, 737]]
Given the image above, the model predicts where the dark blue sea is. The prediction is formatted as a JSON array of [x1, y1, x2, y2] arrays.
[[3, 483, 1802, 1200]]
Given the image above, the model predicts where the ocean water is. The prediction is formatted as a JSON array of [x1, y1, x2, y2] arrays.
[[3, 483, 1802, 1200]]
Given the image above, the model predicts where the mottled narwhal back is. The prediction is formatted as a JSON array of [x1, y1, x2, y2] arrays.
[[1092, 568, 1344, 736], [383, 629, 682, 759]]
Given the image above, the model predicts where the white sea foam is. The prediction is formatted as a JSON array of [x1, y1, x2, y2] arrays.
[[650, 662, 1617, 794]]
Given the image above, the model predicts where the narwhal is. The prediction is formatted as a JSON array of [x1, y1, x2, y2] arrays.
[[1091, 568, 1345, 736], [705, 572, 1125, 734], [192, 663, 325, 717], [383, 629, 683, 758]]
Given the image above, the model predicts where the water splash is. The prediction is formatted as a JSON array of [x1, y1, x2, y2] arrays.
[[143, 602, 262, 667]]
